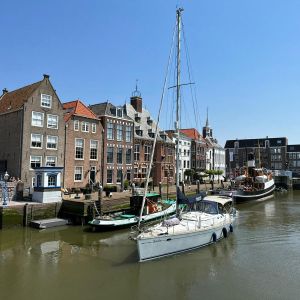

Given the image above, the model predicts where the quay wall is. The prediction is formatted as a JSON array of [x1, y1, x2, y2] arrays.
[[0, 202, 61, 229]]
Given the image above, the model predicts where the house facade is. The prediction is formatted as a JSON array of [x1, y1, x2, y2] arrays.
[[125, 90, 175, 186], [0, 75, 65, 192], [180, 128, 207, 172], [166, 131, 191, 182], [63, 100, 103, 189], [202, 115, 226, 179], [89, 102, 134, 188], [287, 145, 300, 176], [224, 137, 288, 177]]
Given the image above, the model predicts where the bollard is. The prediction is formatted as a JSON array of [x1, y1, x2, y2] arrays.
[[196, 180, 200, 194]]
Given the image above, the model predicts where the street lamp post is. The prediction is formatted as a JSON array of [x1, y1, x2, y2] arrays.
[[3, 171, 9, 205]]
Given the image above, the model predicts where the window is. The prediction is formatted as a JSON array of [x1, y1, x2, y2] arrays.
[[41, 94, 52, 108], [81, 122, 89, 132], [48, 174, 57, 187], [126, 126, 132, 142], [92, 123, 96, 133], [75, 139, 84, 159], [117, 107, 123, 118], [32, 111, 44, 127], [46, 156, 57, 166], [47, 135, 58, 149], [116, 124, 123, 141], [134, 144, 140, 161], [31, 134, 43, 148], [107, 147, 114, 163], [107, 169, 113, 183], [107, 122, 114, 140], [126, 149, 132, 164], [117, 169, 123, 183], [30, 156, 42, 169], [47, 114, 58, 129], [90, 140, 98, 160], [126, 169, 131, 181], [74, 120, 79, 131], [117, 148, 123, 164], [144, 145, 151, 161], [74, 166, 83, 181]]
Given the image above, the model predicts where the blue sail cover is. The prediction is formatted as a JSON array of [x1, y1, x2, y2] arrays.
[[177, 187, 206, 204]]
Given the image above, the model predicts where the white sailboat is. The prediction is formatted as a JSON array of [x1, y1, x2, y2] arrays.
[[135, 8, 236, 262]]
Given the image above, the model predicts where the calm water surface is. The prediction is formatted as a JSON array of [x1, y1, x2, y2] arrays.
[[1, 191, 300, 300]]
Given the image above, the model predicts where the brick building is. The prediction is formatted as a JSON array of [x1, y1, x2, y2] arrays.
[[287, 145, 300, 175], [125, 90, 175, 186], [180, 128, 207, 171], [89, 102, 134, 188], [224, 137, 288, 177], [0, 75, 65, 192], [63, 100, 103, 189]]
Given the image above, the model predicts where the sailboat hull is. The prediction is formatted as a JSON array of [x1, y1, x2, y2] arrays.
[[137, 221, 232, 262]]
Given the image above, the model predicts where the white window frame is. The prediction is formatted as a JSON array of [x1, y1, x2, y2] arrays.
[[46, 135, 58, 150], [47, 114, 58, 129], [74, 166, 83, 182], [31, 133, 43, 149], [90, 140, 98, 160], [30, 155, 42, 170], [45, 156, 57, 167], [75, 138, 84, 160], [32, 111, 44, 127], [92, 123, 96, 133], [81, 122, 89, 132], [41, 94, 52, 108], [74, 120, 79, 131]]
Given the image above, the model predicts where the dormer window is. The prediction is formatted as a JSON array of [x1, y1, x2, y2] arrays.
[[117, 107, 123, 118], [135, 113, 141, 122], [234, 141, 239, 148], [147, 117, 153, 125], [135, 125, 143, 136]]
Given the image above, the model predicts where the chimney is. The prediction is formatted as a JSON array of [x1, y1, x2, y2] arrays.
[[43, 74, 50, 79], [2, 88, 8, 94], [131, 95, 142, 113], [130, 80, 142, 113]]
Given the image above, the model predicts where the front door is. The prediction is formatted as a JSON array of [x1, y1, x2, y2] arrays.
[[90, 166, 96, 185]]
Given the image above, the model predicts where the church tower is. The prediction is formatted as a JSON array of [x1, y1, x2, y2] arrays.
[[202, 107, 213, 138]]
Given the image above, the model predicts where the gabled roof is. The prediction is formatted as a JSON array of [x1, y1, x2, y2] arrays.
[[180, 128, 203, 141], [0, 81, 42, 114], [63, 100, 98, 122], [224, 137, 288, 148]]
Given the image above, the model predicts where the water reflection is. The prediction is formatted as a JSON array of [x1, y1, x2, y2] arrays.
[[0, 192, 300, 300]]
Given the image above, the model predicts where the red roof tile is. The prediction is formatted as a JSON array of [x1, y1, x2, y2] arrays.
[[180, 128, 203, 140], [63, 100, 98, 122], [0, 81, 42, 114]]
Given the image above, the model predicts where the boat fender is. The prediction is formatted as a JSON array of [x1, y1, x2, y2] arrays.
[[229, 224, 233, 233], [212, 232, 217, 242], [222, 228, 228, 238]]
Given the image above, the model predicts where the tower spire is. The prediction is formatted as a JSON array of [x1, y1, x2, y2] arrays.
[[206, 107, 209, 127]]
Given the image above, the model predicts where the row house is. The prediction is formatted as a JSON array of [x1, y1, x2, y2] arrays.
[[202, 115, 226, 179], [89, 102, 134, 188], [180, 128, 207, 171], [287, 145, 300, 175], [63, 100, 103, 189], [125, 89, 175, 186], [166, 130, 192, 182], [0, 75, 65, 192], [224, 137, 288, 177]]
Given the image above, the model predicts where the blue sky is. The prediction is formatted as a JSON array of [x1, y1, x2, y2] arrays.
[[1, 0, 300, 146]]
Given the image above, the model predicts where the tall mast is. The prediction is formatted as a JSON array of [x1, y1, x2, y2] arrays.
[[176, 8, 183, 213]]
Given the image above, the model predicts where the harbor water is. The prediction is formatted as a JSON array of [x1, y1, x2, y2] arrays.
[[1, 191, 300, 300]]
